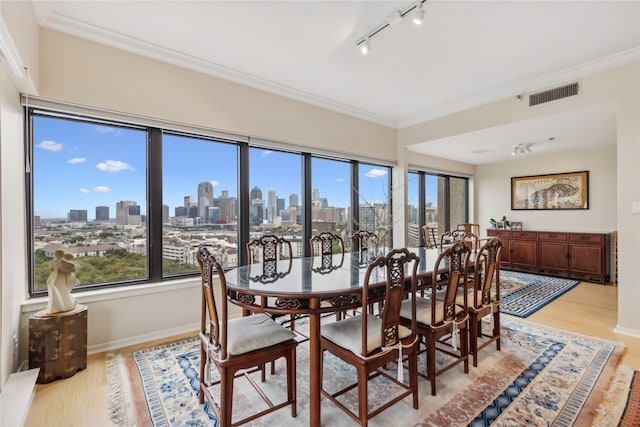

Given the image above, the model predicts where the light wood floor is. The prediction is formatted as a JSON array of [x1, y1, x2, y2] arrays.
[[24, 282, 640, 427]]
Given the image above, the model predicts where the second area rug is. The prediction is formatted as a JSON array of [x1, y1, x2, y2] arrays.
[[499, 271, 580, 317]]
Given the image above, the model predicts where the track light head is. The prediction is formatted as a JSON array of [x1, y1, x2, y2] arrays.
[[360, 38, 371, 55], [413, 4, 425, 25]]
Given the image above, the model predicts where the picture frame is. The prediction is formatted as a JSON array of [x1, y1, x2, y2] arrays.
[[511, 171, 589, 210], [510, 221, 523, 230], [496, 221, 505, 229]]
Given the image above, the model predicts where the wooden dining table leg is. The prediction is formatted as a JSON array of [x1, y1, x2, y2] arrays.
[[309, 300, 321, 427]]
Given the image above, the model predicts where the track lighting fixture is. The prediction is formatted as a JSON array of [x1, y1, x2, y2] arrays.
[[356, 0, 427, 55], [511, 143, 532, 156]]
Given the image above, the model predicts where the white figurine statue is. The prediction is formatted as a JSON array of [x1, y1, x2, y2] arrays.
[[46, 249, 78, 314]]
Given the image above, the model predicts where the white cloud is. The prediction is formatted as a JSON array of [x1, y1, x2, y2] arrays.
[[95, 126, 121, 136], [79, 188, 89, 193], [365, 169, 388, 178], [261, 150, 273, 157], [96, 160, 134, 172], [38, 140, 63, 151], [93, 186, 112, 193], [335, 177, 344, 183], [67, 157, 86, 165], [210, 180, 220, 187]]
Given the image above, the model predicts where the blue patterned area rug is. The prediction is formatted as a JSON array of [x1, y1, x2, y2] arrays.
[[500, 271, 580, 318], [106, 318, 624, 427]]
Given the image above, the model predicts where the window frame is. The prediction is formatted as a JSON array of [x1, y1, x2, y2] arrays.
[[26, 106, 394, 296]]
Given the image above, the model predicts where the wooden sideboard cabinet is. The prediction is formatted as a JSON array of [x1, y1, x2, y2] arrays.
[[487, 229, 609, 284]]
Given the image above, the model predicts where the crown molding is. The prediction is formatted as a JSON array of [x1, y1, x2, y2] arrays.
[[36, 7, 397, 128]]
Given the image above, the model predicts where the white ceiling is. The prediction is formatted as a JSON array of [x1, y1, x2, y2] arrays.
[[32, 1, 639, 164]]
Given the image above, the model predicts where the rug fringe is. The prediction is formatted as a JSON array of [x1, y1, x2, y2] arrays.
[[592, 365, 635, 427], [106, 353, 137, 426]]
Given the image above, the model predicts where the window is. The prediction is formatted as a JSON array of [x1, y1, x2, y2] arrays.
[[31, 112, 148, 291], [408, 170, 469, 247], [310, 157, 351, 248], [407, 172, 420, 246], [162, 133, 238, 275], [249, 147, 303, 257], [27, 106, 394, 295], [358, 163, 392, 246]]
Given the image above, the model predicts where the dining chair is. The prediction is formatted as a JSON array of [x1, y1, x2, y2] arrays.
[[309, 231, 345, 274], [246, 234, 302, 372], [467, 237, 503, 367], [197, 246, 298, 427], [440, 229, 479, 252], [246, 234, 293, 284], [422, 226, 438, 249], [400, 242, 471, 396], [320, 248, 420, 426], [351, 229, 379, 263], [457, 223, 480, 236]]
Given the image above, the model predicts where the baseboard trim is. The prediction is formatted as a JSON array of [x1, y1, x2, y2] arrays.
[[87, 322, 200, 354], [613, 325, 640, 339]]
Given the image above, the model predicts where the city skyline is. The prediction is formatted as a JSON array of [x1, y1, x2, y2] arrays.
[[33, 116, 435, 220]]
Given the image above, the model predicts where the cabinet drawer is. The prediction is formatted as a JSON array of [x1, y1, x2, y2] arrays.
[[569, 233, 604, 244], [539, 232, 568, 241], [512, 231, 538, 240], [488, 229, 511, 238]]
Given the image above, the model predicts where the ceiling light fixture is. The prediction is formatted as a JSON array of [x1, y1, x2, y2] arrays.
[[356, 0, 427, 55], [361, 37, 371, 55], [413, 3, 425, 25], [511, 143, 532, 156]]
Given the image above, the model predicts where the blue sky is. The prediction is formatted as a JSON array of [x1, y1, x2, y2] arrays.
[[34, 117, 402, 219]]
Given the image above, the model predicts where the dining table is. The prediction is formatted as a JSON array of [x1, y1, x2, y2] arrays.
[[224, 246, 446, 427]]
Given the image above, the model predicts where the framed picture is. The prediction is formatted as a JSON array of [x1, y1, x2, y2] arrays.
[[496, 221, 505, 229], [510, 221, 523, 230], [511, 171, 589, 210]]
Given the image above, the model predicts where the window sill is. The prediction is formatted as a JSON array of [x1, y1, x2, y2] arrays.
[[21, 277, 200, 313]]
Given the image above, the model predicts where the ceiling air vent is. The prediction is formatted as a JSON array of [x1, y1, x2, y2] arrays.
[[529, 82, 579, 107]]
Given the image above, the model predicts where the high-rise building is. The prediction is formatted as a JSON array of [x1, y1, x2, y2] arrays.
[[68, 209, 88, 222], [359, 205, 376, 232], [267, 189, 277, 222], [175, 206, 187, 217], [162, 204, 169, 223], [250, 186, 262, 201], [312, 188, 320, 201], [289, 193, 298, 209], [250, 199, 264, 225], [213, 191, 237, 223], [95, 206, 109, 221], [207, 206, 221, 223], [198, 181, 214, 221], [184, 196, 195, 208], [116, 201, 141, 225]]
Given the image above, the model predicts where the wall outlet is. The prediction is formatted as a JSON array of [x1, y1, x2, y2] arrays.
[[13, 334, 19, 370]]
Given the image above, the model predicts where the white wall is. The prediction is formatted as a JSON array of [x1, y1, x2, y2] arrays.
[[399, 62, 640, 337], [476, 146, 616, 235], [0, 68, 28, 386]]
